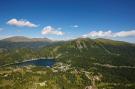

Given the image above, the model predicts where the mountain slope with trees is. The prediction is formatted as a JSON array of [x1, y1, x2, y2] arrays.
[[0, 37, 135, 89]]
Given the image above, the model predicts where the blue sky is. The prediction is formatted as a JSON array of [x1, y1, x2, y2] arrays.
[[0, 0, 135, 42]]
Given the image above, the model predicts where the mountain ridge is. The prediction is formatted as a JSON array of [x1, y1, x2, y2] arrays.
[[1, 36, 135, 44], [1, 36, 53, 42]]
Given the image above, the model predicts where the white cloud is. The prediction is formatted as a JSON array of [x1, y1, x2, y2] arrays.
[[41, 26, 64, 35], [83, 30, 135, 38], [114, 30, 135, 37], [7, 18, 38, 28], [72, 25, 79, 28]]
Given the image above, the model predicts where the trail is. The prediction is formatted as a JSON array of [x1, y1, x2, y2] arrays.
[[93, 63, 135, 69]]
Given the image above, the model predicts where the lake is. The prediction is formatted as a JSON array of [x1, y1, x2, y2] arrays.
[[9, 59, 56, 67]]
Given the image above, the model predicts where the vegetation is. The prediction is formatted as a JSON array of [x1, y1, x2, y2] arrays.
[[0, 38, 135, 89]]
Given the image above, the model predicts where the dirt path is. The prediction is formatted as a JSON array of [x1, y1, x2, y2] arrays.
[[93, 63, 135, 69]]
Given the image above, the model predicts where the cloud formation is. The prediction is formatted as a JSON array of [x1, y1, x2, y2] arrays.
[[41, 26, 64, 35], [83, 30, 135, 38], [7, 18, 38, 28], [114, 30, 135, 37]]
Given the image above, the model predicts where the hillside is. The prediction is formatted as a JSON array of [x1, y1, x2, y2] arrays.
[[0, 37, 135, 66], [2, 36, 52, 42], [0, 36, 65, 49], [0, 37, 135, 89], [42, 38, 135, 66]]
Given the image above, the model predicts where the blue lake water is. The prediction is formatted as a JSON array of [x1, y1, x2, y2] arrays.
[[11, 59, 56, 67]]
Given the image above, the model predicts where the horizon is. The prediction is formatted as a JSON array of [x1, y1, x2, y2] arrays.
[[1, 35, 135, 44], [0, 0, 135, 43]]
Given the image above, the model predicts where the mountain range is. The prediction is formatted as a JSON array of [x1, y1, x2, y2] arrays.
[[1, 36, 135, 66], [0, 36, 135, 89], [2, 36, 52, 42]]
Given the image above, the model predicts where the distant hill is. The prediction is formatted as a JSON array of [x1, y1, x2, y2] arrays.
[[0, 36, 64, 49], [95, 38, 132, 46], [2, 36, 52, 42]]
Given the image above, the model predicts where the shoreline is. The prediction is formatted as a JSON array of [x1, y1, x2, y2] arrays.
[[0, 57, 55, 67]]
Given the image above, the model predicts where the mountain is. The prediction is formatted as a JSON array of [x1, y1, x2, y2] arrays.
[[2, 36, 52, 42], [44, 37, 135, 66], [37, 38, 135, 88], [31, 38, 52, 42], [0, 37, 135, 89], [95, 38, 131, 46], [0, 36, 59, 49], [1, 37, 135, 65]]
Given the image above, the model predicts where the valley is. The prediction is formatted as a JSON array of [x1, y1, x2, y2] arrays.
[[0, 37, 135, 89]]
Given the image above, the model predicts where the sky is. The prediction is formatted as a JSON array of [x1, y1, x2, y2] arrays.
[[0, 0, 135, 42]]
